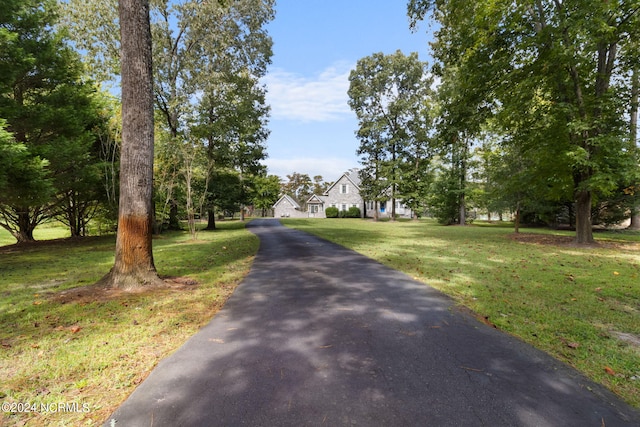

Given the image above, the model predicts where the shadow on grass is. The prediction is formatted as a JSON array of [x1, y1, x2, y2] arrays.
[[106, 219, 640, 426], [1, 223, 257, 340]]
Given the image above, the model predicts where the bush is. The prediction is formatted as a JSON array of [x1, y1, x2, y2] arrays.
[[346, 206, 361, 218], [325, 207, 339, 218]]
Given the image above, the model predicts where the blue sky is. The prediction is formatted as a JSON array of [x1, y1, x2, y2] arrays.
[[262, 0, 434, 181]]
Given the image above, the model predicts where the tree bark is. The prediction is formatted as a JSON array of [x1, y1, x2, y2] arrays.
[[629, 66, 639, 230], [13, 210, 35, 243], [206, 208, 216, 230], [99, 0, 161, 289], [574, 189, 594, 244]]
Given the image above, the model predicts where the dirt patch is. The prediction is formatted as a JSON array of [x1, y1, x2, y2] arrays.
[[49, 276, 198, 305], [612, 332, 640, 349]]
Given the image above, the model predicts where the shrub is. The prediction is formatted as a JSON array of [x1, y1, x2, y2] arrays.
[[325, 207, 339, 218], [346, 206, 361, 218]]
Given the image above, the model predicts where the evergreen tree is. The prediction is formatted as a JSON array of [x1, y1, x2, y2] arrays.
[[0, 0, 107, 242]]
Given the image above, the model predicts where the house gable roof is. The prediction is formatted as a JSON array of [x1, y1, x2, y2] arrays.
[[324, 168, 361, 195], [306, 194, 324, 204], [273, 194, 301, 209]]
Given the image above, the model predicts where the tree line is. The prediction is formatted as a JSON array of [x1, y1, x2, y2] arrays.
[[0, 0, 280, 245], [348, 1, 640, 243]]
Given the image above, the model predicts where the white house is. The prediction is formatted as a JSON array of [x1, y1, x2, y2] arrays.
[[272, 168, 414, 219]]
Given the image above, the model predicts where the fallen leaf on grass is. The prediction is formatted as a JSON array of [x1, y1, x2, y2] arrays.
[[604, 366, 616, 376], [69, 325, 82, 333], [567, 342, 580, 349], [613, 271, 620, 276]]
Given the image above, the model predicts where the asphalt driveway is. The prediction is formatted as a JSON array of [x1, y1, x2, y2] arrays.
[[105, 219, 640, 426]]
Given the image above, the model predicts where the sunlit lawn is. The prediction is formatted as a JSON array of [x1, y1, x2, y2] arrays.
[[282, 218, 640, 408], [0, 221, 259, 426], [0, 222, 70, 246]]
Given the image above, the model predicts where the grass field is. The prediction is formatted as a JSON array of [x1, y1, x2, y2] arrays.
[[0, 222, 71, 247], [0, 221, 259, 426], [1, 218, 639, 426], [282, 218, 640, 408]]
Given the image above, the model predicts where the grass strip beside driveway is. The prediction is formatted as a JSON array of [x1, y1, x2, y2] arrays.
[[0, 221, 258, 427], [282, 218, 640, 408]]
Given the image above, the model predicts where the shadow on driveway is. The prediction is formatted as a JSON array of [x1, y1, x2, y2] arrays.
[[105, 219, 640, 426]]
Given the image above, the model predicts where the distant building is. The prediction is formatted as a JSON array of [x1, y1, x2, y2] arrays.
[[272, 168, 413, 219]]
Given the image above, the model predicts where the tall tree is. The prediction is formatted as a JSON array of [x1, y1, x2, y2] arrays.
[[100, 0, 160, 289], [312, 175, 331, 196], [282, 172, 313, 205], [253, 174, 281, 217], [62, 0, 275, 231], [628, 65, 640, 230], [348, 50, 433, 220], [0, 0, 107, 242], [409, 0, 640, 243], [0, 121, 52, 240]]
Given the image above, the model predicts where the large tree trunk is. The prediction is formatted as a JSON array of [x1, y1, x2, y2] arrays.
[[575, 189, 594, 244], [206, 208, 216, 230], [629, 66, 640, 230], [13, 210, 36, 243], [100, 0, 161, 289]]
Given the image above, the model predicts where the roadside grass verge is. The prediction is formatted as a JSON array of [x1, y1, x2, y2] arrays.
[[0, 221, 259, 426], [282, 218, 640, 408]]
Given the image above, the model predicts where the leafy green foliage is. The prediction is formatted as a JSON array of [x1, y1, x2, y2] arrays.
[[409, 0, 640, 243], [0, 0, 109, 242], [346, 206, 361, 218], [325, 207, 339, 218], [348, 50, 435, 219], [252, 175, 281, 217]]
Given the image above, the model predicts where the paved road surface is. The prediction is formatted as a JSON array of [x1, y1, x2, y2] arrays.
[[105, 219, 640, 426]]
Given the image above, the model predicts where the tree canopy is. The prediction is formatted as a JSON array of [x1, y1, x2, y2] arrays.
[[348, 50, 435, 219], [409, 0, 640, 242], [0, 0, 109, 242]]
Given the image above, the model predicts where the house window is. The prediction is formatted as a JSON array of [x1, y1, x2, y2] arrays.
[[340, 184, 348, 194], [352, 204, 357, 208], [341, 204, 347, 211], [309, 205, 319, 213]]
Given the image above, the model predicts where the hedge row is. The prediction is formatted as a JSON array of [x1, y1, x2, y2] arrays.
[[325, 206, 361, 218]]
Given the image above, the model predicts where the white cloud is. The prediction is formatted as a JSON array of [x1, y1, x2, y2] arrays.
[[265, 157, 355, 181], [263, 62, 353, 122]]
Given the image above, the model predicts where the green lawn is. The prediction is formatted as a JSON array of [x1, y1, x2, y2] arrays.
[[0, 222, 71, 246], [282, 218, 640, 408], [0, 221, 259, 427]]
